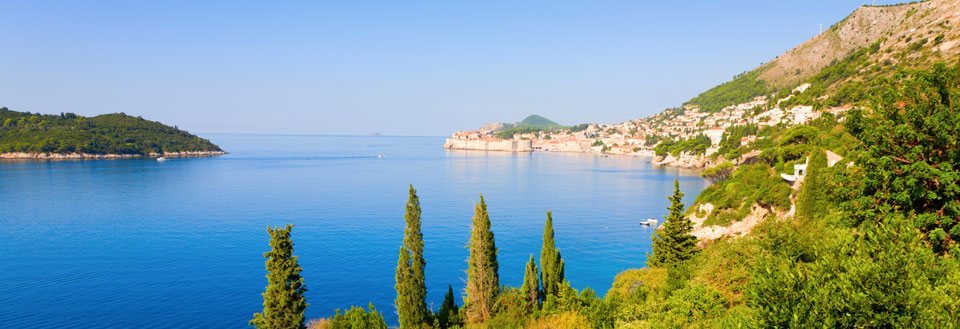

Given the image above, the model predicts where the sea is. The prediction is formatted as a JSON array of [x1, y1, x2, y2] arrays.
[[0, 134, 707, 328]]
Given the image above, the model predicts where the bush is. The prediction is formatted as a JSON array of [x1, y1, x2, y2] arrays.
[[328, 303, 387, 329]]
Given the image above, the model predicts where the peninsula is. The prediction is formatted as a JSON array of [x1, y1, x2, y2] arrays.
[[0, 107, 225, 159]]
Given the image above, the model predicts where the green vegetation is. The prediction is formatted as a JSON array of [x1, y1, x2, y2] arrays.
[[850, 63, 960, 254], [714, 124, 758, 159], [395, 185, 430, 328], [464, 195, 500, 324], [519, 255, 540, 312], [251, 225, 308, 329], [435, 286, 462, 328], [515, 115, 563, 130], [495, 115, 567, 139], [653, 134, 711, 157], [0, 107, 222, 155], [539, 211, 565, 299], [649, 179, 697, 268], [325, 304, 387, 329], [796, 149, 829, 219], [686, 69, 772, 112], [700, 161, 734, 184]]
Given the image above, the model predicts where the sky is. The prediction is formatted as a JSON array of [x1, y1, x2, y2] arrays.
[[0, 1, 908, 136]]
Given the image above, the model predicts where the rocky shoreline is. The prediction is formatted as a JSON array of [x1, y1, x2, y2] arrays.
[[0, 150, 227, 160]]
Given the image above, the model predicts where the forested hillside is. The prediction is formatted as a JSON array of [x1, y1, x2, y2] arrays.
[[0, 108, 223, 156]]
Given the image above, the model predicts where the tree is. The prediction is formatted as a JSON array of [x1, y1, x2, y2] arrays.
[[851, 63, 960, 253], [539, 211, 565, 298], [251, 225, 308, 329], [436, 285, 462, 329], [649, 179, 697, 267], [796, 149, 829, 218], [464, 195, 500, 324], [701, 161, 734, 184], [519, 255, 540, 312], [395, 185, 429, 328]]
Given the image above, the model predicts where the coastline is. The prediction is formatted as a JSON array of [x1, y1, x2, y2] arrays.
[[0, 150, 227, 160]]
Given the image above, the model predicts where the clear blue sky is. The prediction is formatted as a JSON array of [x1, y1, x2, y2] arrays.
[[0, 1, 905, 136]]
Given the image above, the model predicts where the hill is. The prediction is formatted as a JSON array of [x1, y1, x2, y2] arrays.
[[515, 114, 563, 129], [0, 107, 224, 157], [687, 0, 960, 112]]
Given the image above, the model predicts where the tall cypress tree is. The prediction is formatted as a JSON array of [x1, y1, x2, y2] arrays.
[[395, 185, 429, 328], [464, 195, 499, 324], [436, 285, 461, 329], [251, 224, 308, 329], [648, 179, 697, 267], [539, 211, 565, 298], [519, 254, 540, 312], [797, 150, 829, 219]]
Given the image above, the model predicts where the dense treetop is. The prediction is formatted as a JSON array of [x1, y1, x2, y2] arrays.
[[0, 107, 222, 155]]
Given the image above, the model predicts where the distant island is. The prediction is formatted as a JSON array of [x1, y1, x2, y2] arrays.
[[0, 107, 225, 160]]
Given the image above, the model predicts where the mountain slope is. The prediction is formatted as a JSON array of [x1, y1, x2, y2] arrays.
[[688, 0, 960, 112]]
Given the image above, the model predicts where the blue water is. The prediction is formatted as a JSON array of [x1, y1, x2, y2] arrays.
[[0, 134, 706, 328]]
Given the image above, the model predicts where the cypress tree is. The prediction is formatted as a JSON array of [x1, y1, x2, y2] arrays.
[[648, 179, 697, 268], [395, 185, 429, 328], [539, 211, 565, 299], [251, 224, 308, 329], [519, 254, 540, 312], [464, 195, 499, 324], [797, 150, 829, 219], [436, 285, 461, 329]]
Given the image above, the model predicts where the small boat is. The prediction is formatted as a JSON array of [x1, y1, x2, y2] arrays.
[[156, 157, 167, 162], [639, 218, 658, 226]]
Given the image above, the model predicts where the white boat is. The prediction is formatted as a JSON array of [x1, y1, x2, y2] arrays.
[[639, 218, 658, 226], [156, 157, 167, 162]]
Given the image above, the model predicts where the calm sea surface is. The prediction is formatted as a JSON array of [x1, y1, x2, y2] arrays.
[[0, 134, 706, 328]]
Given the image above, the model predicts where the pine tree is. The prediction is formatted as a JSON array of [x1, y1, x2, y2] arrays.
[[648, 179, 697, 268], [519, 254, 540, 312], [464, 195, 500, 324], [797, 150, 829, 219], [436, 285, 462, 329], [251, 224, 308, 329], [395, 185, 429, 328], [539, 211, 565, 299]]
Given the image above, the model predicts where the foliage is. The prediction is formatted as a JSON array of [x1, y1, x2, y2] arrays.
[[648, 284, 727, 328], [328, 303, 388, 329], [464, 195, 500, 324], [687, 69, 772, 113], [436, 285, 462, 329], [748, 218, 960, 328], [524, 312, 591, 329], [251, 225, 308, 329], [850, 63, 960, 253], [539, 211, 565, 299], [654, 134, 711, 157], [692, 163, 792, 227], [796, 149, 830, 219], [0, 107, 222, 155], [395, 185, 430, 328], [701, 161, 734, 184], [541, 282, 615, 329], [715, 124, 758, 159], [519, 255, 540, 313], [649, 179, 697, 267]]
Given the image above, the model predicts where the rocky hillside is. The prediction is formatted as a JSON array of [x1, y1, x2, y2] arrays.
[[688, 0, 960, 112]]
